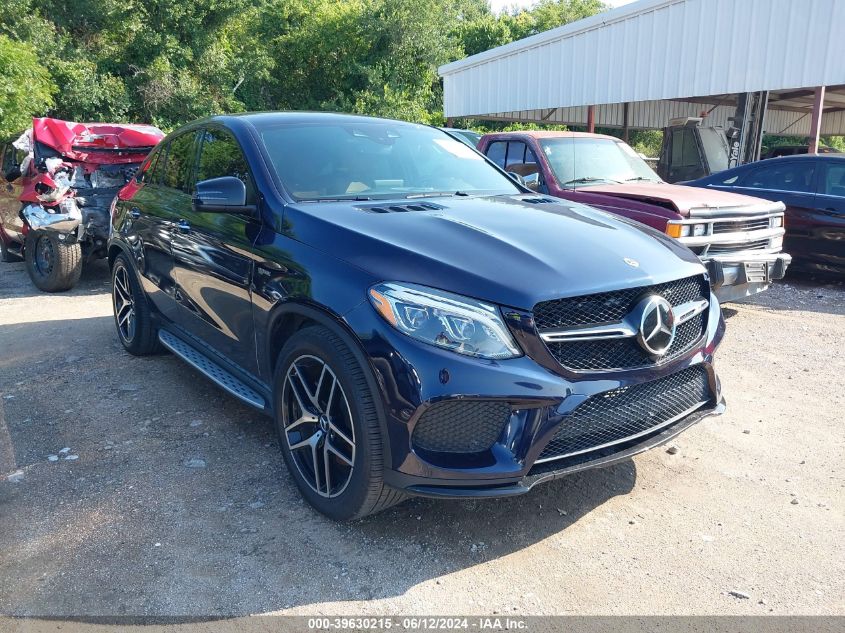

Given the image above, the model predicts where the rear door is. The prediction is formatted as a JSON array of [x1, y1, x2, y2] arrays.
[[169, 126, 260, 374], [0, 141, 27, 243], [117, 131, 199, 319], [807, 159, 845, 271], [729, 159, 817, 261]]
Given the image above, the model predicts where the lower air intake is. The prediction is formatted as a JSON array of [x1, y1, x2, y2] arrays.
[[537, 365, 711, 463]]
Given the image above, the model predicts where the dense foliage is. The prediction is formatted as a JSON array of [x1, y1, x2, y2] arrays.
[[0, 0, 605, 134]]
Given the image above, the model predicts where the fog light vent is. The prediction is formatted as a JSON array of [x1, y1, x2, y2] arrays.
[[412, 401, 511, 454]]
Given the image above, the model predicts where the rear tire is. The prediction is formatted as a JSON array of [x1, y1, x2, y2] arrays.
[[112, 253, 161, 355], [273, 325, 406, 520], [24, 230, 82, 291]]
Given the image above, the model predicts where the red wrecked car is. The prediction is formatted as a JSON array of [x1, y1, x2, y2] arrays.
[[0, 117, 164, 291]]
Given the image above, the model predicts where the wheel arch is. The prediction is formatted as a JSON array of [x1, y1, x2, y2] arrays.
[[266, 301, 392, 466]]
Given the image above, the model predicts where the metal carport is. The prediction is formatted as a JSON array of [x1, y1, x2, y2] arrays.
[[439, 0, 845, 153]]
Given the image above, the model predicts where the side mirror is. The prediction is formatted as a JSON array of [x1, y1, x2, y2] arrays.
[[192, 176, 256, 214], [508, 171, 527, 186], [4, 166, 21, 182], [523, 172, 542, 192]]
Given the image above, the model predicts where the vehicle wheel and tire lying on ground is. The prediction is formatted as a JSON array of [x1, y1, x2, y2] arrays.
[[109, 112, 726, 520], [0, 118, 164, 291], [477, 131, 793, 303]]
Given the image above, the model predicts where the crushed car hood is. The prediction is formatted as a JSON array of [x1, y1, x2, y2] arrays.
[[579, 181, 779, 216], [287, 195, 705, 310], [32, 117, 164, 164]]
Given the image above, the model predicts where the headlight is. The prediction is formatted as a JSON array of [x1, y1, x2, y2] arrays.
[[771, 216, 784, 228], [368, 282, 522, 360], [692, 223, 707, 237]]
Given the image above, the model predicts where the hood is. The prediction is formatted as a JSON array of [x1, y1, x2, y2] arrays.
[[32, 117, 164, 165], [580, 181, 777, 216], [287, 195, 705, 310]]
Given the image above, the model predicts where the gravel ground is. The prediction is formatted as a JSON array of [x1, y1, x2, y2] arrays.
[[0, 259, 843, 617]]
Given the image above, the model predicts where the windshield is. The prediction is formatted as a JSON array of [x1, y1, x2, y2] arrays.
[[540, 137, 661, 187], [257, 121, 520, 201]]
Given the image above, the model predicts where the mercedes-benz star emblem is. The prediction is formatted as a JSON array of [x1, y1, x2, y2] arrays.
[[636, 295, 676, 356]]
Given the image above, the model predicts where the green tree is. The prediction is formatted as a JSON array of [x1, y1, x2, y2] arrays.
[[0, 34, 55, 136]]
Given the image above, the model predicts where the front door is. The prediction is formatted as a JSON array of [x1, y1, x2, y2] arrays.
[[170, 126, 260, 375]]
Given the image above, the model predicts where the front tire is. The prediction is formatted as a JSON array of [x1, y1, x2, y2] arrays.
[[273, 326, 406, 520], [112, 253, 160, 355], [24, 230, 82, 291]]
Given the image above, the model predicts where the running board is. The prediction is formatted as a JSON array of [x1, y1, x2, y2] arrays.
[[158, 329, 266, 409]]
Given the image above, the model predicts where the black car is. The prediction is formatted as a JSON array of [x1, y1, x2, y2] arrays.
[[109, 113, 725, 520], [685, 155, 845, 276]]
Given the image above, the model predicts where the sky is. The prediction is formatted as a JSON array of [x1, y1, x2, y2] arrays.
[[489, 0, 636, 14]]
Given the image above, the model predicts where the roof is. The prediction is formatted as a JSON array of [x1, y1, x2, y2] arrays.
[[439, 0, 845, 135], [482, 131, 619, 140]]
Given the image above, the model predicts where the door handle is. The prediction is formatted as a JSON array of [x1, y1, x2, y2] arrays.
[[129, 207, 141, 219], [177, 219, 191, 232]]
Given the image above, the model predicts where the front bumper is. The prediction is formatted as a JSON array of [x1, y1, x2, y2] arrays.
[[343, 292, 725, 499], [706, 252, 791, 302]]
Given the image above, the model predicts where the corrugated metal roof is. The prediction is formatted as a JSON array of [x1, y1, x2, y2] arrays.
[[480, 99, 845, 137], [439, 0, 845, 132]]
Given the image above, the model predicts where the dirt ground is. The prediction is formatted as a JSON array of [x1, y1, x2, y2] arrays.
[[0, 259, 843, 617]]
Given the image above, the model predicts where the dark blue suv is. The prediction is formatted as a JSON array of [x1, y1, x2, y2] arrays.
[[109, 113, 725, 520]]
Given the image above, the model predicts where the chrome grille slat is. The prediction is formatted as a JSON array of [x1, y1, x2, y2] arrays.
[[711, 218, 771, 234], [536, 365, 711, 463], [533, 275, 709, 372], [707, 239, 771, 254]]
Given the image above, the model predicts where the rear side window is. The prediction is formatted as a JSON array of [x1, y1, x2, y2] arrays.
[[197, 128, 255, 202], [743, 161, 815, 193], [141, 149, 163, 184], [485, 141, 507, 168], [818, 162, 845, 196], [671, 128, 699, 168], [162, 132, 198, 193]]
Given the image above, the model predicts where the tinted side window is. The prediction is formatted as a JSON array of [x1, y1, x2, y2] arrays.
[[197, 128, 255, 202], [671, 129, 699, 168], [486, 141, 507, 168], [162, 132, 198, 192], [505, 142, 527, 170], [141, 149, 163, 184], [743, 161, 815, 193], [818, 162, 845, 197]]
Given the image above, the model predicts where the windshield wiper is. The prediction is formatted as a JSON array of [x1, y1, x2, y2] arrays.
[[303, 195, 373, 202], [624, 176, 657, 182], [405, 191, 470, 199], [562, 177, 620, 186]]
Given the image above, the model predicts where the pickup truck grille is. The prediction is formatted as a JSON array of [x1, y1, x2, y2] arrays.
[[707, 238, 771, 255], [536, 364, 711, 463], [534, 275, 709, 372], [711, 218, 771, 234]]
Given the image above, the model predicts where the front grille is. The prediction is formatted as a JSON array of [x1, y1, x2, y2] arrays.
[[708, 238, 771, 254], [412, 401, 511, 454], [537, 365, 711, 463], [534, 275, 709, 372], [711, 218, 771, 234]]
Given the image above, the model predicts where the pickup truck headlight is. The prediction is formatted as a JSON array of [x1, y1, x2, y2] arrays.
[[368, 282, 522, 360], [771, 216, 784, 228]]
